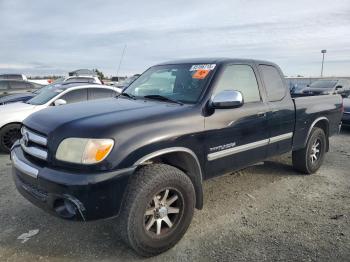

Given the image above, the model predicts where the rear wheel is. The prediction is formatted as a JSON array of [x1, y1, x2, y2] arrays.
[[0, 123, 21, 153], [116, 164, 195, 257], [292, 127, 327, 174]]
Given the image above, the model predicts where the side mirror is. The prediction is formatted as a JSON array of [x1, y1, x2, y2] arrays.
[[335, 85, 342, 90], [211, 90, 244, 109], [54, 99, 67, 106]]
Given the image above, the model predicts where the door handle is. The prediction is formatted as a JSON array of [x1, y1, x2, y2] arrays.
[[257, 112, 266, 117]]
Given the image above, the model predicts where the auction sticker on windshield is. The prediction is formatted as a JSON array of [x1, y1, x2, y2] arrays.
[[190, 64, 216, 71], [192, 69, 210, 79]]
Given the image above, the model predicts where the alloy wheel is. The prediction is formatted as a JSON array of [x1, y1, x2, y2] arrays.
[[310, 138, 321, 164], [144, 188, 183, 236]]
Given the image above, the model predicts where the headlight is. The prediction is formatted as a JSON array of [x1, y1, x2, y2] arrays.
[[56, 138, 114, 164]]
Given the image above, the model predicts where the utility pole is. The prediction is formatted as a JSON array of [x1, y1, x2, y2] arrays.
[[117, 44, 127, 77], [320, 49, 327, 77]]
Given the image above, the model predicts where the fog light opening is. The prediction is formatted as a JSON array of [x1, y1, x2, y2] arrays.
[[54, 198, 78, 219]]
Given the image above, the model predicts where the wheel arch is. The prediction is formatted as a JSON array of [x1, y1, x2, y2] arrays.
[[0, 121, 22, 130], [306, 117, 329, 151], [0, 122, 22, 152], [134, 147, 204, 209]]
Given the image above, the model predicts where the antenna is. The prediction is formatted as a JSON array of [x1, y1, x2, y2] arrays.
[[117, 44, 127, 77]]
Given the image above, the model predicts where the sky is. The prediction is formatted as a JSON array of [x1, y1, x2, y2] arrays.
[[0, 0, 349, 77]]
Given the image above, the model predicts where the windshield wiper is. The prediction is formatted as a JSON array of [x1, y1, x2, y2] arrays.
[[119, 92, 136, 100], [143, 95, 183, 105]]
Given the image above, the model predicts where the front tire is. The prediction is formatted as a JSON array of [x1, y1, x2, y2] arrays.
[[116, 164, 195, 257], [292, 127, 327, 174], [0, 123, 21, 153]]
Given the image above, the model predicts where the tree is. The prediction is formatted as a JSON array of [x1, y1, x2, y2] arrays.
[[93, 69, 105, 80]]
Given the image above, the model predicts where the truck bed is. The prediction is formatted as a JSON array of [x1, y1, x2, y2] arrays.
[[292, 94, 343, 151]]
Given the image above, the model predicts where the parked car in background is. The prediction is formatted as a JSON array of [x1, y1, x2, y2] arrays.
[[0, 83, 121, 152], [11, 58, 343, 256], [0, 92, 36, 105], [115, 74, 140, 89], [109, 76, 127, 86], [0, 77, 115, 106], [342, 97, 350, 128], [0, 74, 27, 81], [0, 81, 62, 105], [53, 76, 102, 85], [0, 80, 43, 98], [69, 69, 96, 77], [289, 83, 306, 96], [302, 79, 350, 97]]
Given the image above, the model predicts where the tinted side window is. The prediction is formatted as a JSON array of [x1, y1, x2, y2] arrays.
[[9, 81, 27, 89], [214, 65, 261, 103], [88, 88, 117, 100], [60, 89, 88, 104], [259, 65, 286, 102]]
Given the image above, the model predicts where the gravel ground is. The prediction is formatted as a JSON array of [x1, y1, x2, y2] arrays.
[[0, 130, 349, 262]]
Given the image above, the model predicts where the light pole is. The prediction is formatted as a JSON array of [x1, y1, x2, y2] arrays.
[[321, 49, 327, 77]]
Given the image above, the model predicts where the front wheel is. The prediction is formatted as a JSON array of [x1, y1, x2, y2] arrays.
[[292, 127, 327, 174], [116, 164, 195, 257], [0, 123, 22, 153]]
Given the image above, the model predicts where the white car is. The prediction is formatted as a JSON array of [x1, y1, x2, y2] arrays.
[[0, 83, 121, 152]]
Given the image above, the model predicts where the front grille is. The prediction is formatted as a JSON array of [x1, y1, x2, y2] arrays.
[[20, 127, 48, 161]]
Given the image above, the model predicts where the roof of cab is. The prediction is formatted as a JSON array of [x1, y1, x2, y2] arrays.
[[156, 57, 277, 67]]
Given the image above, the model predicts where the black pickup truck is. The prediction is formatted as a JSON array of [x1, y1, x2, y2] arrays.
[[11, 58, 343, 256]]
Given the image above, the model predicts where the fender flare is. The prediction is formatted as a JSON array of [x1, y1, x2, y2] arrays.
[[304, 116, 329, 149], [134, 147, 204, 209]]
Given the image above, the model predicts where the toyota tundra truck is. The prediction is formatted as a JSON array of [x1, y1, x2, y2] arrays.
[[11, 58, 343, 256]]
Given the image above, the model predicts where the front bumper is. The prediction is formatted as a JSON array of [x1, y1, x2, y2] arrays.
[[11, 145, 135, 221]]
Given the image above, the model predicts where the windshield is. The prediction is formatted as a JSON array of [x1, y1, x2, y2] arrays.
[[32, 80, 64, 94], [27, 85, 64, 105], [123, 64, 215, 104], [310, 80, 337, 89]]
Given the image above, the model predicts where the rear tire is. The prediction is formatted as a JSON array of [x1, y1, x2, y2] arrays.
[[292, 127, 326, 174], [0, 123, 21, 153], [116, 164, 195, 257]]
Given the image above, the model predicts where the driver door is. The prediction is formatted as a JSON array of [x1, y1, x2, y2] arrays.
[[204, 64, 269, 178]]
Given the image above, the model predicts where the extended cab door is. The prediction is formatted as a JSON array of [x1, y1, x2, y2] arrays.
[[258, 64, 295, 156], [204, 64, 269, 178]]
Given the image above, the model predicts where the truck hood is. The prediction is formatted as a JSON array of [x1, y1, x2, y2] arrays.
[[24, 97, 192, 136]]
